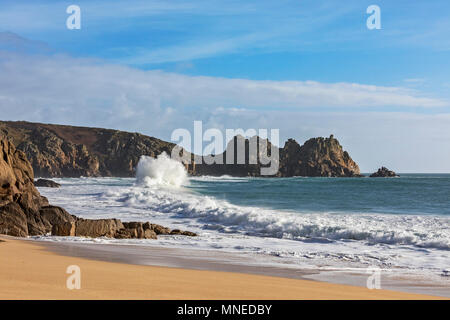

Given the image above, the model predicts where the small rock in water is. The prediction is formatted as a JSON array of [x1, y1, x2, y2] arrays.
[[34, 178, 61, 188], [369, 167, 399, 178]]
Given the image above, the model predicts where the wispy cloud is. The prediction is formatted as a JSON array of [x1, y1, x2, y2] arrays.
[[3, 0, 449, 65], [0, 49, 446, 125]]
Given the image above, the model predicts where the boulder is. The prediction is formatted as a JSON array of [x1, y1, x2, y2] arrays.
[[144, 229, 157, 239], [123, 221, 145, 238], [370, 167, 399, 178], [146, 222, 171, 235], [114, 227, 157, 239], [34, 178, 60, 188], [121, 222, 158, 239], [75, 218, 124, 238], [40, 206, 74, 228], [114, 228, 137, 239], [0, 202, 28, 237], [52, 221, 75, 236], [170, 229, 198, 236]]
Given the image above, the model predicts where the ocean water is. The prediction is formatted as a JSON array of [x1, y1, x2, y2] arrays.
[[35, 155, 450, 286]]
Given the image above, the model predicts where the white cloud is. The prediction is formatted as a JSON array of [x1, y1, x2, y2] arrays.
[[1, 50, 450, 172], [2, 51, 445, 115]]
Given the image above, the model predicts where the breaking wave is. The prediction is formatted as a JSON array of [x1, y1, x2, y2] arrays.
[[121, 183, 450, 251], [136, 152, 188, 187]]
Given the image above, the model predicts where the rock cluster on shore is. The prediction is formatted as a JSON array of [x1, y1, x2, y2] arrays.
[[1, 121, 361, 178], [370, 167, 399, 178], [0, 136, 196, 239], [52, 218, 196, 239]]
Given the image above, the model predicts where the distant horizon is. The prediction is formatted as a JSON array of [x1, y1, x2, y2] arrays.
[[2, 119, 449, 174]]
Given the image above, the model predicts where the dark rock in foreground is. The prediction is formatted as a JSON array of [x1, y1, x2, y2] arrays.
[[370, 167, 399, 178], [34, 178, 61, 188], [0, 136, 196, 240]]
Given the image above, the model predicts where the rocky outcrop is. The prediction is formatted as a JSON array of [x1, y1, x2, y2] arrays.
[[0, 121, 361, 178], [75, 218, 124, 238], [0, 121, 176, 177], [278, 135, 361, 177], [194, 134, 360, 177], [0, 136, 196, 239], [51, 219, 195, 239], [34, 178, 60, 188], [370, 167, 399, 178], [193, 135, 278, 177]]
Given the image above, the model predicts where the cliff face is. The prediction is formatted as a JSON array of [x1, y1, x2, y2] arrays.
[[0, 136, 74, 236], [0, 121, 360, 178], [194, 134, 360, 177], [0, 121, 175, 177], [193, 135, 279, 177]]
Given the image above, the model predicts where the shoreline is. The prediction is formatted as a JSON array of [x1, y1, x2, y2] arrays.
[[36, 238, 450, 298], [0, 236, 446, 299]]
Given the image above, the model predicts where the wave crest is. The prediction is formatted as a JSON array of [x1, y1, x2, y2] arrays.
[[136, 153, 187, 187]]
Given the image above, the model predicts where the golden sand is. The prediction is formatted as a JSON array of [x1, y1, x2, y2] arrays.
[[0, 237, 441, 300]]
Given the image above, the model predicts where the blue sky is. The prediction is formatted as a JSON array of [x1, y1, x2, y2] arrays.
[[0, 0, 450, 172]]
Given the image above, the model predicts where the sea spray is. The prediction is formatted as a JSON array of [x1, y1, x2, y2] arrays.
[[136, 152, 188, 187]]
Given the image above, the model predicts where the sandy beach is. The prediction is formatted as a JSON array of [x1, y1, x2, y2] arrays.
[[0, 236, 442, 300]]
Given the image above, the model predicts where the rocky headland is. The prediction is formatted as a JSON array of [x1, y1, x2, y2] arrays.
[[0, 121, 175, 178], [193, 134, 361, 177], [0, 121, 361, 178]]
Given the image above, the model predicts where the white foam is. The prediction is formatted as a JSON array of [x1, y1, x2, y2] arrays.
[[37, 176, 450, 284], [136, 152, 188, 188], [190, 175, 251, 182]]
